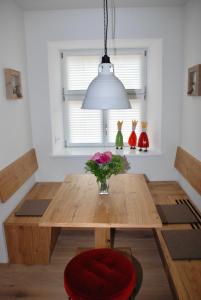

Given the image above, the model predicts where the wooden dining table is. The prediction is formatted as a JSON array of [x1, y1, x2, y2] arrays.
[[39, 174, 162, 248]]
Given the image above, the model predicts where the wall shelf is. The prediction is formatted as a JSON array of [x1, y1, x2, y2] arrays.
[[187, 64, 201, 96], [4, 68, 23, 100]]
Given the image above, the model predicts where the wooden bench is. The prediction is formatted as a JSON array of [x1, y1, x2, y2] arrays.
[[1, 149, 61, 264], [148, 147, 201, 300]]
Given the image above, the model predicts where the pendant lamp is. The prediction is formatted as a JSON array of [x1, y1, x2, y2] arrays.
[[82, 0, 131, 110]]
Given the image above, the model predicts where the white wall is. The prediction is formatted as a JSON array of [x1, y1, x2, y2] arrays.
[[0, 0, 34, 263], [179, 0, 201, 211], [25, 6, 184, 182]]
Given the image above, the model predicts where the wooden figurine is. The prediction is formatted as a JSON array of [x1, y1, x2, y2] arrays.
[[138, 122, 149, 152], [128, 120, 138, 149], [115, 121, 123, 149]]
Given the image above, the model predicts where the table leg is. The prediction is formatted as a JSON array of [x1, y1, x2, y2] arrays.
[[94, 228, 111, 248]]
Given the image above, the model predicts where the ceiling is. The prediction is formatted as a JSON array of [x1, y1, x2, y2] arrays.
[[15, 0, 188, 11]]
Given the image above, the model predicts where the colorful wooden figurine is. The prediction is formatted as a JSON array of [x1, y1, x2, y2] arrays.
[[128, 120, 138, 149], [115, 121, 123, 149], [138, 121, 149, 152]]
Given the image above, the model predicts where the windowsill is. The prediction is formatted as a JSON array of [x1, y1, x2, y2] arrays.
[[52, 147, 162, 158]]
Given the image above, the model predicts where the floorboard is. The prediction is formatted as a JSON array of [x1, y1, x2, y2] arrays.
[[0, 229, 173, 300]]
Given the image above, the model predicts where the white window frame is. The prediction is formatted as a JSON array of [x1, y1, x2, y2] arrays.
[[61, 48, 148, 148]]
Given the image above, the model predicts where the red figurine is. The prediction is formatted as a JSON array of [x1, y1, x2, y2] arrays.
[[138, 122, 149, 152], [128, 120, 138, 149]]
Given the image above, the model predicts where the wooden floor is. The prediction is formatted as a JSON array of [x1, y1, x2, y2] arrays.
[[0, 229, 173, 300]]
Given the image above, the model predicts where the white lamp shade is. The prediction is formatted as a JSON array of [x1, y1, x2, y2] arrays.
[[82, 63, 131, 110]]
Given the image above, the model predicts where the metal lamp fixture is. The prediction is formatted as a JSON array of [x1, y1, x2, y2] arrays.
[[82, 0, 131, 110]]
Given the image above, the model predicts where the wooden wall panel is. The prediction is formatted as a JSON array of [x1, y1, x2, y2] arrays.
[[4, 225, 52, 264], [4, 182, 62, 264], [175, 146, 201, 195], [0, 149, 38, 202]]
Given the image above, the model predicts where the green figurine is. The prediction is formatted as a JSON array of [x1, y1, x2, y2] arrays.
[[115, 121, 123, 149]]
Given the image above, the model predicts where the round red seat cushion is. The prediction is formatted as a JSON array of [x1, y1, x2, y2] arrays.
[[64, 248, 137, 300]]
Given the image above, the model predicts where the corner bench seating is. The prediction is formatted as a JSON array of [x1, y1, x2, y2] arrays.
[[1, 147, 201, 300], [0, 149, 61, 264], [147, 146, 201, 300]]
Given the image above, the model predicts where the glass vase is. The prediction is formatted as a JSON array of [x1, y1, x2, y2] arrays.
[[98, 178, 109, 195]]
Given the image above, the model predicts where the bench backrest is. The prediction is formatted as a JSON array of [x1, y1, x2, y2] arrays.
[[0, 149, 38, 202], [175, 146, 201, 195]]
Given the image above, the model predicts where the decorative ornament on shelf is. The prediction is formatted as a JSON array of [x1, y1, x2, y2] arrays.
[[4, 69, 23, 100], [128, 120, 138, 149], [85, 151, 129, 195], [187, 64, 201, 96], [115, 121, 124, 149], [138, 122, 149, 152]]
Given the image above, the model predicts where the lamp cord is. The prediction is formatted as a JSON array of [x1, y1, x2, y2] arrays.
[[111, 0, 117, 55], [103, 0, 108, 56]]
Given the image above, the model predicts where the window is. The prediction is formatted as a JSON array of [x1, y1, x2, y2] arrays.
[[61, 49, 147, 147]]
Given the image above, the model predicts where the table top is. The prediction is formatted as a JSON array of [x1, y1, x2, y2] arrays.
[[39, 174, 162, 228]]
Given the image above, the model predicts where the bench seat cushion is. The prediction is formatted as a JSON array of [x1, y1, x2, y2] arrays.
[[148, 181, 201, 300], [5, 182, 61, 225]]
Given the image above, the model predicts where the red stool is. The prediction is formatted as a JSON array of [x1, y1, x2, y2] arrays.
[[64, 248, 137, 300]]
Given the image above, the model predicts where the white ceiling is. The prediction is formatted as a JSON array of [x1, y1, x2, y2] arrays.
[[15, 0, 188, 11]]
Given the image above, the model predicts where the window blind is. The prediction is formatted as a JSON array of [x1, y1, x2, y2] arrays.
[[65, 56, 99, 91], [65, 99, 103, 145], [110, 55, 144, 90], [64, 53, 144, 92], [62, 50, 146, 146]]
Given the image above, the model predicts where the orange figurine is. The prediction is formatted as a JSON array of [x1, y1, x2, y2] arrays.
[[138, 122, 149, 152], [128, 120, 138, 149]]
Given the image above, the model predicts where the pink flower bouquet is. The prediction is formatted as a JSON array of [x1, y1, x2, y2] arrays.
[[85, 151, 129, 184], [91, 151, 112, 164]]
